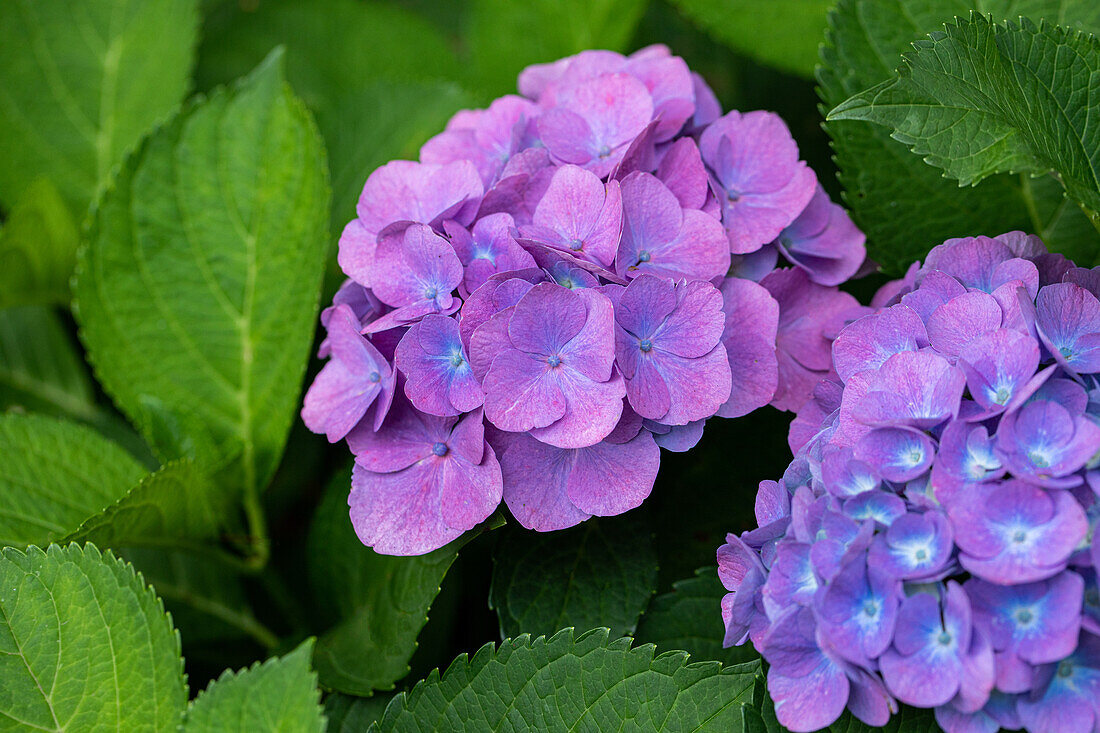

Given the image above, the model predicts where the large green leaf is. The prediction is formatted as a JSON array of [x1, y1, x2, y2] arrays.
[[818, 0, 1100, 273], [634, 567, 759, 666], [0, 543, 186, 731], [489, 516, 658, 640], [831, 14, 1100, 230], [0, 179, 79, 307], [668, 0, 832, 78], [308, 467, 459, 695], [183, 640, 325, 733], [462, 0, 649, 96], [375, 628, 759, 731], [0, 306, 95, 422], [74, 51, 330, 500], [0, 0, 198, 216], [0, 413, 146, 547], [65, 460, 227, 552]]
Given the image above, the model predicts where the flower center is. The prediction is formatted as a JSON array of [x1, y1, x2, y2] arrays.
[[862, 600, 879, 618], [570, 238, 584, 251], [431, 442, 448, 457], [1059, 660, 1075, 678], [1060, 345, 1075, 361], [727, 187, 741, 203], [597, 145, 612, 159], [1013, 529, 1029, 544], [639, 339, 653, 353], [1027, 449, 1051, 468], [993, 386, 1011, 405], [424, 286, 438, 299], [914, 549, 928, 561], [637, 250, 651, 263], [1016, 609, 1034, 625], [450, 352, 465, 368], [547, 354, 562, 368], [937, 631, 953, 646], [368, 371, 381, 383]]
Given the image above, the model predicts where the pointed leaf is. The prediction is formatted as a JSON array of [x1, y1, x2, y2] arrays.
[[0, 413, 146, 547], [183, 640, 325, 733], [0, 543, 186, 731], [376, 628, 759, 731], [0, 0, 199, 215], [832, 14, 1100, 217], [74, 51, 330, 497], [819, 0, 1100, 273], [489, 516, 658, 640], [65, 460, 228, 551]]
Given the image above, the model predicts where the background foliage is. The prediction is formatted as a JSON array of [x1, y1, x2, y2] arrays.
[[2, 0, 1098, 730]]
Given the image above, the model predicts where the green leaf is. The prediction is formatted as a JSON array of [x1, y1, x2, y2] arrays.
[[0, 413, 147, 547], [0, 179, 79, 307], [308, 467, 458, 695], [831, 14, 1100, 227], [123, 547, 276, 650], [64, 460, 228, 552], [0, 306, 95, 421], [0, 0, 199, 216], [183, 640, 325, 733], [463, 0, 648, 96], [0, 543, 186, 731], [196, 0, 457, 109], [634, 567, 759, 666], [668, 0, 832, 78], [74, 50, 330, 499], [489, 515, 658, 640], [324, 693, 392, 733], [818, 0, 1100, 273], [376, 628, 759, 731]]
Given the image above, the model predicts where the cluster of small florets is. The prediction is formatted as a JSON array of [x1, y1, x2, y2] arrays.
[[302, 46, 866, 555], [719, 232, 1100, 733]]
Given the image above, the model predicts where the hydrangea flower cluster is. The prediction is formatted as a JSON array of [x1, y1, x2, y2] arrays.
[[718, 232, 1100, 733], [303, 46, 866, 555]]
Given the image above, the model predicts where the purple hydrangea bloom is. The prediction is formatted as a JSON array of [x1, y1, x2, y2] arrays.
[[775, 185, 866, 286], [995, 398, 1100, 488], [968, 571, 1084, 693], [338, 160, 483, 287], [949, 479, 1087, 583], [1036, 282, 1100, 374], [347, 404, 501, 555], [613, 275, 731, 425], [519, 164, 623, 271], [614, 171, 729, 282], [395, 315, 483, 417], [444, 213, 536, 294], [1016, 634, 1100, 733], [302, 304, 395, 441], [306, 47, 866, 553], [719, 233, 1100, 731], [699, 111, 817, 254], [498, 428, 659, 531], [483, 283, 624, 448], [879, 583, 993, 709]]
